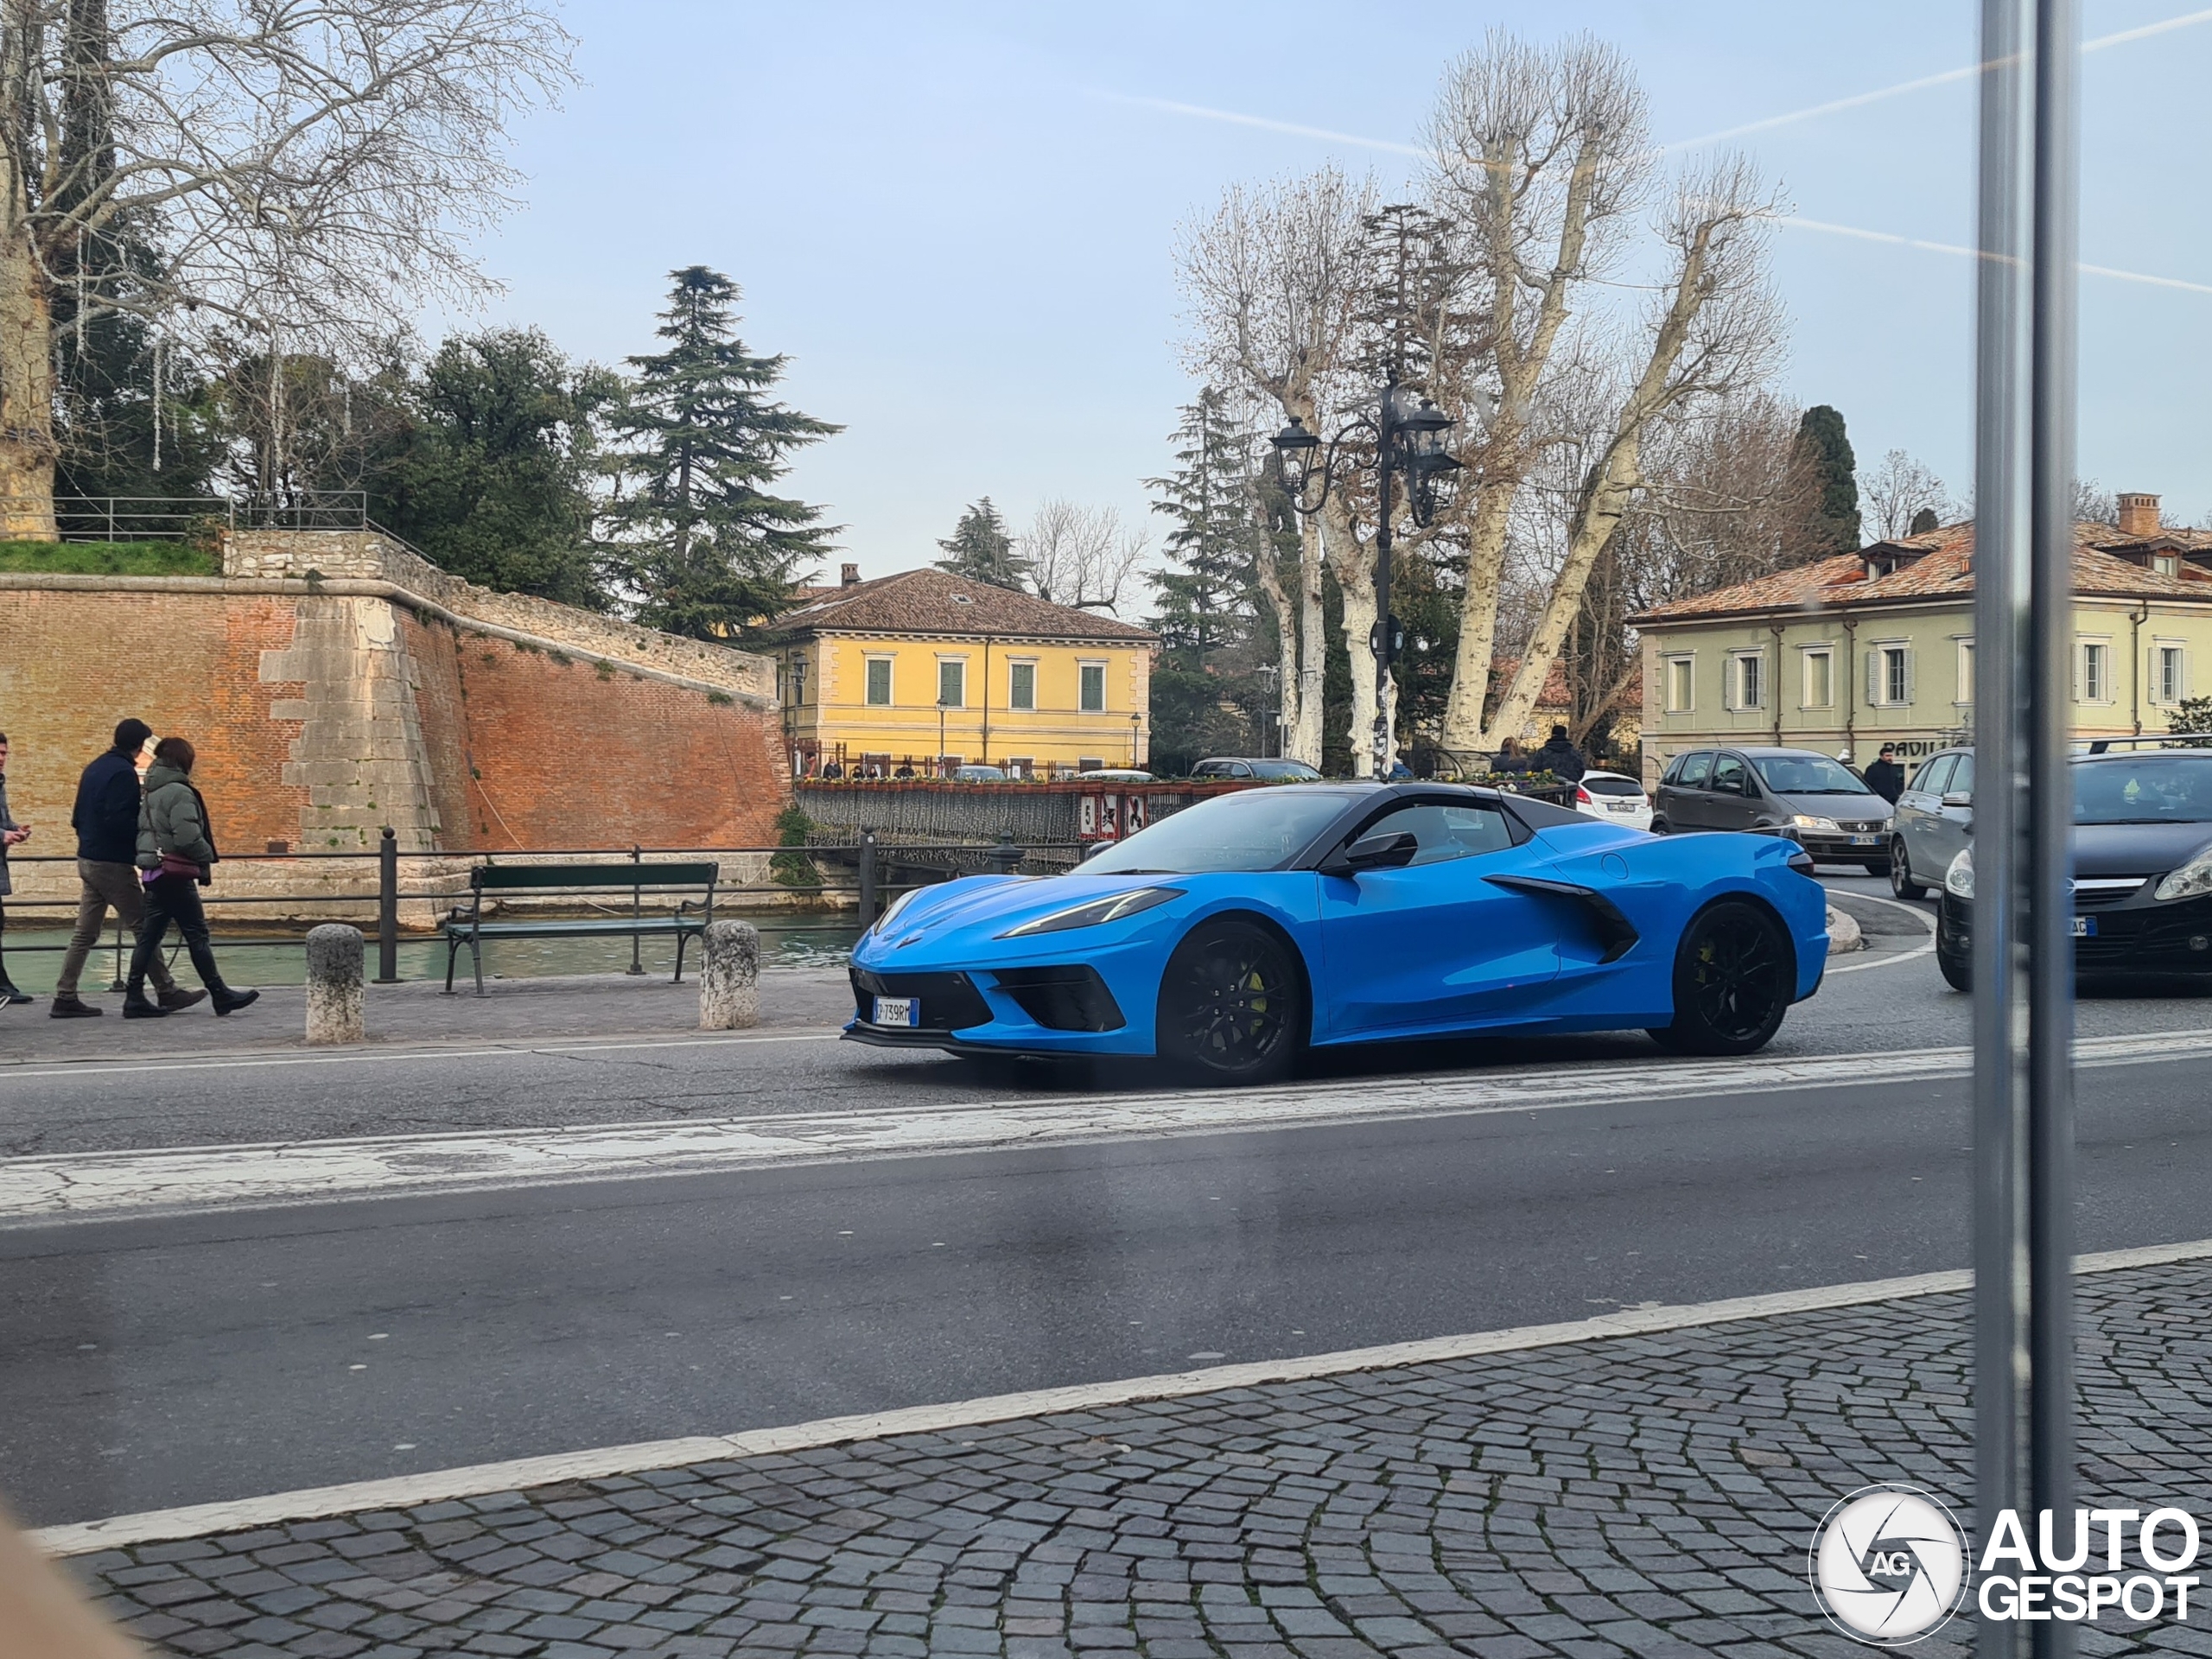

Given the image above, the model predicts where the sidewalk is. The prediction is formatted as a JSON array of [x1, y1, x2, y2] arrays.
[[55, 1255, 2212, 1658], [0, 969, 855, 1064]]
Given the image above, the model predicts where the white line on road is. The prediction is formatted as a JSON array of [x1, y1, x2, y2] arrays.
[[34, 1234, 2212, 1558], [1826, 887, 1938, 974], [5, 1028, 2208, 1227]]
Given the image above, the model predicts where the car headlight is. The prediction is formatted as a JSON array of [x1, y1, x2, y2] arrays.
[[1792, 814, 1841, 832], [869, 886, 924, 936], [996, 887, 1180, 938], [2153, 846, 2212, 902], [1946, 847, 1974, 900]]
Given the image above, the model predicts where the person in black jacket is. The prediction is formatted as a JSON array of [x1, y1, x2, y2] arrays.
[[1864, 744, 1906, 804], [48, 718, 196, 1018], [1530, 724, 1589, 783]]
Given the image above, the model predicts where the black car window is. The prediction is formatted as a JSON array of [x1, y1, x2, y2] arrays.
[[1251, 760, 1323, 780], [1580, 776, 1643, 797], [1749, 753, 1873, 795], [1360, 801, 1516, 865], [2073, 754, 2212, 823], [1081, 786, 1360, 873], [1914, 755, 1955, 796], [1678, 751, 1713, 789], [1711, 753, 1747, 794], [1948, 755, 1974, 798], [1660, 754, 1686, 785]]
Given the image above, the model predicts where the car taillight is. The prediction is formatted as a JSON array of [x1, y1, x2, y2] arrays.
[[1575, 786, 1592, 804]]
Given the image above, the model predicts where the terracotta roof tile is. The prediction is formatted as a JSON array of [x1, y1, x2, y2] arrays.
[[1629, 520, 2212, 626], [768, 566, 1160, 644]]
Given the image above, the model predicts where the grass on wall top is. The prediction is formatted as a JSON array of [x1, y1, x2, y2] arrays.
[[0, 540, 220, 576]]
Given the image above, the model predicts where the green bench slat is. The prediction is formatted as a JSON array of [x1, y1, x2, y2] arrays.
[[474, 862, 719, 890], [448, 918, 706, 938]]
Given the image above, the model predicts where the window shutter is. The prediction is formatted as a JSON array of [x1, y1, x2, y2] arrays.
[[1867, 649, 1881, 707], [2070, 646, 2081, 702], [1902, 649, 1915, 708]]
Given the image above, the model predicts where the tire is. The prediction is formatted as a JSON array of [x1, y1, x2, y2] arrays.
[[1656, 900, 1795, 1057], [1890, 840, 1928, 900], [1649, 817, 1670, 836], [1938, 947, 1972, 992], [1155, 918, 1305, 1085]]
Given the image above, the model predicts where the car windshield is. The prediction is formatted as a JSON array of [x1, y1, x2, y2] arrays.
[[1753, 755, 1872, 795], [1250, 759, 1324, 780], [1581, 776, 1643, 797], [1081, 787, 1357, 873], [2073, 753, 2212, 823]]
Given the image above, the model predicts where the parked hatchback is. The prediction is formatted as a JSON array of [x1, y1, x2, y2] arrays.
[[1573, 770, 1653, 830], [1191, 757, 1325, 781], [1653, 745, 1893, 873], [1890, 747, 1974, 899]]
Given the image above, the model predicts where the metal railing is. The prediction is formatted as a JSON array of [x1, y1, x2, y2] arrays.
[[3, 492, 373, 543]]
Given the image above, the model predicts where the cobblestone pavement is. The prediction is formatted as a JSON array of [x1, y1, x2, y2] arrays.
[[61, 1258, 2212, 1658], [0, 967, 851, 1064]]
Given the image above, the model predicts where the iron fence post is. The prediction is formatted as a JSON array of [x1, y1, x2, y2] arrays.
[[374, 827, 400, 982], [857, 829, 878, 928], [986, 832, 1021, 875], [109, 918, 126, 993], [626, 842, 646, 975]]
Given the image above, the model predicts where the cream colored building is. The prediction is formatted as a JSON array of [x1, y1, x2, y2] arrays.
[[763, 564, 1159, 777], [1628, 494, 2212, 786]]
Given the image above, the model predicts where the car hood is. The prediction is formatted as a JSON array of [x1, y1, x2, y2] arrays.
[[2074, 821, 2212, 877], [869, 871, 1185, 944], [1769, 791, 1890, 820]]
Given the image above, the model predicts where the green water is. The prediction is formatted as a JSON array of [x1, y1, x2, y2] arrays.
[[0, 911, 861, 994]]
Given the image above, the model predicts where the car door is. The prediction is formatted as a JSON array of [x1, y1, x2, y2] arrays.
[[1707, 752, 1755, 830], [1662, 751, 1714, 830], [1897, 753, 1953, 870], [1317, 798, 1561, 1039], [1926, 753, 1973, 874]]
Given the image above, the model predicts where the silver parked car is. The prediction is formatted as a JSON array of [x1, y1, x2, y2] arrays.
[[1652, 745, 1894, 873], [1889, 747, 1974, 900]]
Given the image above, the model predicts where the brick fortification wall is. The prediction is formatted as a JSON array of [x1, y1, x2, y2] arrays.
[[0, 535, 788, 903]]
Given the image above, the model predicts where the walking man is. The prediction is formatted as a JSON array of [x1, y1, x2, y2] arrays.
[[1864, 743, 1906, 805], [0, 733, 31, 1004], [48, 719, 200, 1018]]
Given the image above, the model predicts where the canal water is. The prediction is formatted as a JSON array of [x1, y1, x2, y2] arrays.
[[0, 910, 864, 995]]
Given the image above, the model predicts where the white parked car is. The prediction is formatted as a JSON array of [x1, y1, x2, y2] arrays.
[[1573, 770, 1654, 830]]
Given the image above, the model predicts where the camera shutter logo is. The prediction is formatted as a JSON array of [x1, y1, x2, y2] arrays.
[[1809, 1484, 1970, 1645]]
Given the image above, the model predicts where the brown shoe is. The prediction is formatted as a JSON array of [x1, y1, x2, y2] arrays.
[[158, 987, 209, 1011], [48, 995, 104, 1018]]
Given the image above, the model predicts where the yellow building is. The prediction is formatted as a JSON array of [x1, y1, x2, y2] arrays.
[[764, 564, 1160, 777]]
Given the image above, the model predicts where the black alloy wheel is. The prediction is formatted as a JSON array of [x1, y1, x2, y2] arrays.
[[1890, 839, 1928, 900], [1649, 900, 1793, 1056], [1156, 918, 1303, 1084]]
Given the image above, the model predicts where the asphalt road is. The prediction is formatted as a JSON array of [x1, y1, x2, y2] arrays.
[[3, 874, 2208, 1529]]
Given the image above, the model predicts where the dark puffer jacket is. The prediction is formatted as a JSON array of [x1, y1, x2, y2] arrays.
[[137, 763, 219, 873]]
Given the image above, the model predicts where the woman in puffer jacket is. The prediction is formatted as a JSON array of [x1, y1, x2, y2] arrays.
[[125, 736, 258, 1019]]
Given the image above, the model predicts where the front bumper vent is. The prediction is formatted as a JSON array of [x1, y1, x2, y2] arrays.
[[990, 965, 1126, 1033]]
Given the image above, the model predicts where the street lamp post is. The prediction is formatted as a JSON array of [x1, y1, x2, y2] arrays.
[[937, 699, 950, 778], [1129, 711, 1141, 767], [1272, 382, 1459, 780]]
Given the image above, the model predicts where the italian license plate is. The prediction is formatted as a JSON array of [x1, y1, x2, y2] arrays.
[[873, 995, 919, 1027], [1609, 800, 1637, 812], [2072, 916, 2096, 938], [1849, 834, 1882, 846]]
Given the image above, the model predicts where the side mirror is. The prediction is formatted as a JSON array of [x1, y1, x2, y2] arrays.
[[1320, 830, 1419, 878], [1942, 791, 1973, 809]]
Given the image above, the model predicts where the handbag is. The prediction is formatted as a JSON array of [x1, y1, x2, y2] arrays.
[[158, 852, 203, 880]]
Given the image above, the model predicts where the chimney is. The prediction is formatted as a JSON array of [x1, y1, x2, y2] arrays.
[[841, 562, 861, 586], [2118, 492, 2160, 536]]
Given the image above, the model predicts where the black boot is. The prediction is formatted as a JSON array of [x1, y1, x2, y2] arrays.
[[211, 986, 259, 1016], [48, 994, 103, 1018], [120, 980, 168, 1018]]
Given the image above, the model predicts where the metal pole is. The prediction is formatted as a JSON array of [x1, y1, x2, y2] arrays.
[[857, 829, 878, 929], [1373, 387, 1395, 784], [1972, 2, 2076, 1652], [626, 842, 645, 975], [373, 827, 400, 982]]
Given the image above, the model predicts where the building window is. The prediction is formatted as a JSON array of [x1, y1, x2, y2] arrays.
[[1801, 648, 1834, 709], [1869, 644, 1911, 707], [1008, 661, 1036, 711], [2155, 554, 2179, 577], [2077, 640, 2111, 703], [938, 658, 965, 709], [1664, 655, 1694, 714], [1079, 661, 1107, 712], [2156, 643, 2188, 704], [864, 657, 893, 707], [1955, 639, 1974, 706], [1728, 652, 1764, 711], [1078, 757, 1104, 772]]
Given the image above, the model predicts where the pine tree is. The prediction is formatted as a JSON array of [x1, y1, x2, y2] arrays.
[[601, 267, 841, 640], [935, 498, 1027, 588], [1795, 404, 1861, 553], [1145, 389, 1263, 769]]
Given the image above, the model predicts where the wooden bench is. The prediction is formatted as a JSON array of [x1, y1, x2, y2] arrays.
[[442, 861, 721, 995]]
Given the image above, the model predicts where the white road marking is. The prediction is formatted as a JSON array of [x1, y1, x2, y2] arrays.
[[0, 1027, 846, 1084], [35, 1234, 2212, 1558], [1826, 887, 1938, 974], [4, 1028, 2208, 1227]]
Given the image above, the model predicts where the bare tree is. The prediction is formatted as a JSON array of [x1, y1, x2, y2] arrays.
[[1175, 167, 1375, 766], [1021, 499, 1147, 613], [0, 0, 573, 535], [1862, 448, 1961, 539]]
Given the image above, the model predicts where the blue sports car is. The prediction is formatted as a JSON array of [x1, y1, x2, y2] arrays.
[[845, 782, 1830, 1083]]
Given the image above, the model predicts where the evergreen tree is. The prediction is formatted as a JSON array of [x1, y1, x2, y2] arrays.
[[1145, 390, 1263, 769], [372, 328, 613, 607], [601, 267, 841, 640], [934, 497, 1027, 588], [1795, 404, 1861, 553]]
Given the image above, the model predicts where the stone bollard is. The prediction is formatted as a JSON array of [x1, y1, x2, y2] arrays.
[[305, 925, 365, 1045], [700, 918, 760, 1030]]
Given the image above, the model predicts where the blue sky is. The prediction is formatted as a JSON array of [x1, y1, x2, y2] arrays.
[[450, 1, 2212, 579]]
